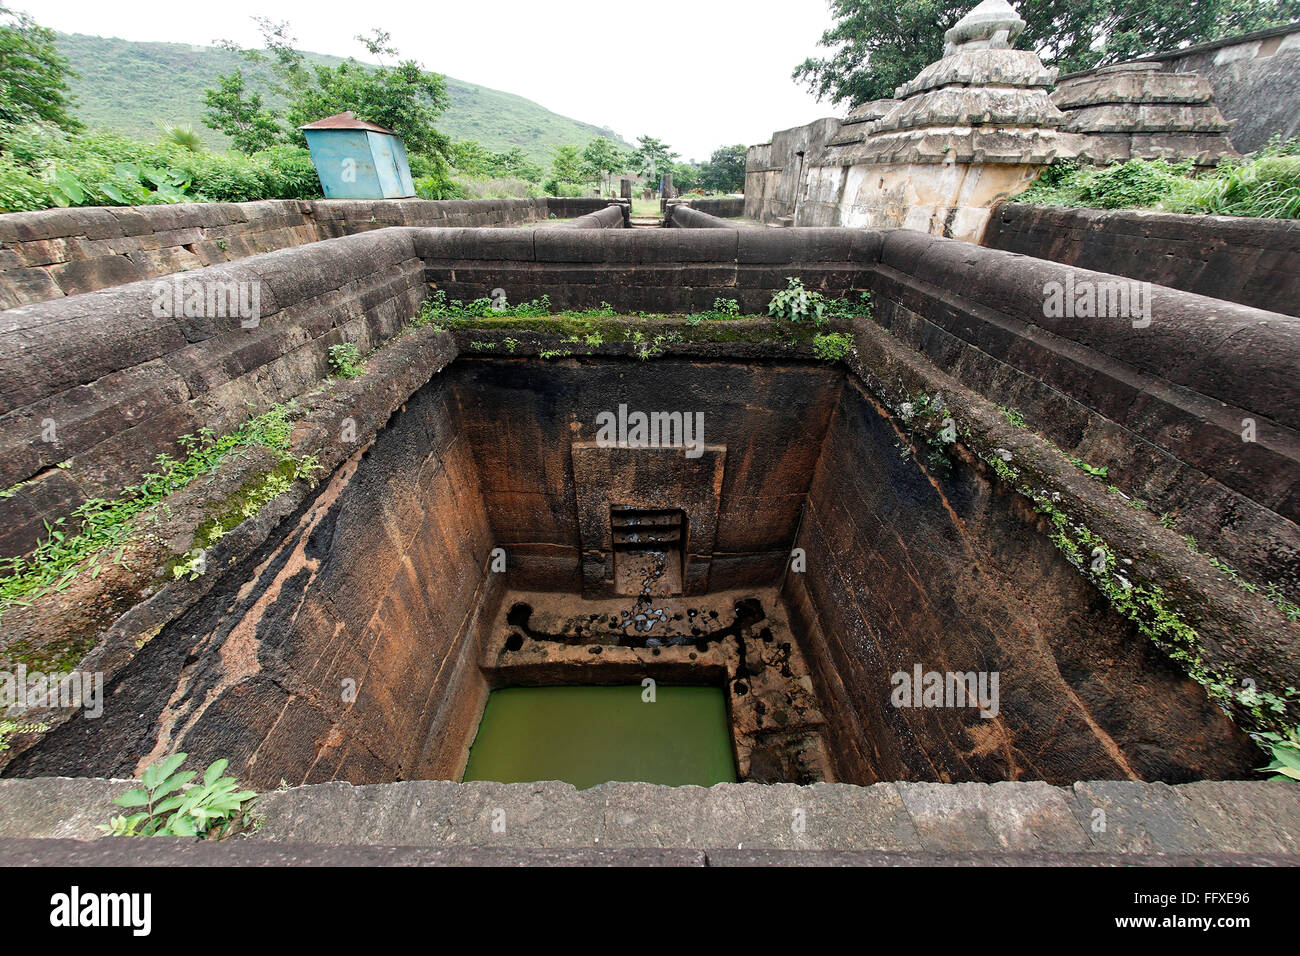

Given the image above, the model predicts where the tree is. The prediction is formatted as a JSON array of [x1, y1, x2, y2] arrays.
[[550, 143, 585, 185], [794, 0, 1300, 108], [699, 144, 747, 193], [632, 135, 679, 187], [670, 161, 702, 193], [206, 19, 451, 159], [202, 70, 281, 154], [0, 6, 81, 132], [581, 137, 628, 194]]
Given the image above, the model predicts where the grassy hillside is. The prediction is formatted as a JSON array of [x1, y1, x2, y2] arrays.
[[55, 33, 631, 166]]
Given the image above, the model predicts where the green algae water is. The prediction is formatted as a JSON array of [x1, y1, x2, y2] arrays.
[[463, 685, 737, 789]]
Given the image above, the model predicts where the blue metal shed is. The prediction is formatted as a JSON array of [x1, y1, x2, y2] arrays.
[[300, 111, 416, 200]]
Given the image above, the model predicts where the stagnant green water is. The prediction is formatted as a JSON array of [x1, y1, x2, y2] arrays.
[[463, 685, 737, 789]]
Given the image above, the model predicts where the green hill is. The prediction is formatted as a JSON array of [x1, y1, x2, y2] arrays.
[[55, 33, 631, 166]]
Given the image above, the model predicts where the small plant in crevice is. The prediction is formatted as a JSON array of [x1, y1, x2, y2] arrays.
[[1069, 456, 1109, 479], [999, 405, 1026, 428], [768, 277, 827, 323], [894, 393, 957, 475], [328, 342, 364, 378], [0, 404, 307, 619], [970, 438, 1298, 734], [811, 331, 854, 362], [97, 753, 257, 839], [0, 718, 49, 753], [1256, 725, 1300, 782]]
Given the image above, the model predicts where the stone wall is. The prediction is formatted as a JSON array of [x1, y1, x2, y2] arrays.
[[1, 224, 1295, 789], [415, 226, 880, 314], [682, 197, 746, 218], [447, 358, 843, 593], [1136, 22, 1300, 152], [546, 203, 628, 229], [664, 205, 759, 228], [0, 197, 614, 306], [0, 228, 426, 559], [870, 228, 1300, 596], [4, 369, 498, 788], [785, 374, 1256, 784], [10, 222, 1294, 595], [743, 119, 843, 224], [981, 201, 1300, 316]]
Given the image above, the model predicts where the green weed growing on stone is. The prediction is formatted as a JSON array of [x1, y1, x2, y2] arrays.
[[0, 719, 49, 753], [97, 753, 257, 839], [999, 406, 1027, 428], [1256, 725, 1300, 782], [1015, 141, 1300, 220], [811, 331, 854, 362], [768, 277, 827, 323], [328, 342, 364, 378], [0, 404, 305, 617], [1069, 456, 1109, 479]]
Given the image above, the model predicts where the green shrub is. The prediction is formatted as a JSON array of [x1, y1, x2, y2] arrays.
[[1016, 143, 1300, 220], [97, 753, 257, 839], [414, 172, 468, 200], [328, 342, 364, 378], [0, 124, 322, 211], [1257, 724, 1300, 782], [812, 331, 855, 361], [768, 277, 828, 322]]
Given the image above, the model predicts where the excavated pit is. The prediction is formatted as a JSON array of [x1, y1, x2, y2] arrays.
[[5, 353, 1260, 789]]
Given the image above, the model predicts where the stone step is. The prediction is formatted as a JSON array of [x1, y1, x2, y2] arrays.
[[5, 777, 1296, 859]]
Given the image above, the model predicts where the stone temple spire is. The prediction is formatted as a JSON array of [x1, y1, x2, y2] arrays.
[[801, 0, 1079, 238], [943, 0, 1027, 55]]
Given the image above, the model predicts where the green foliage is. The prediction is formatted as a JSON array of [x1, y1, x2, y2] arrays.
[[1256, 725, 1300, 782], [414, 170, 467, 200], [206, 19, 451, 159], [1000, 406, 1027, 428], [0, 6, 82, 135], [1017, 146, 1300, 219], [581, 137, 629, 193], [0, 124, 319, 211], [97, 753, 257, 839], [794, 0, 1300, 108], [202, 69, 280, 154], [769, 277, 828, 323], [550, 143, 585, 186], [812, 331, 855, 362], [55, 32, 632, 165], [158, 123, 204, 152], [328, 342, 364, 378], [0, 718, 48, 753], [698, 144, 748, 194], [0, 404, 304, 616], [1069, 456, 1110, 479], [632, 134, 679, 186], [451, 141, 543, 183]]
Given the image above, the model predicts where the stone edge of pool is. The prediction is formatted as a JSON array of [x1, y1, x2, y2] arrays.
[[1, 777, 1296, 860]]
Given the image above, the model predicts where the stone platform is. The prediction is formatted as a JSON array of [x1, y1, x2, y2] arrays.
[[1, 776, 1296, 863]]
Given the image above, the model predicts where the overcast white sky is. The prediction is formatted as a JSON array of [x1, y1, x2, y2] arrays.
[[32, 0, 842, 161]]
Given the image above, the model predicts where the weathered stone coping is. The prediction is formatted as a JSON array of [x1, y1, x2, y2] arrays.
[[1, 776, 1296, 857]]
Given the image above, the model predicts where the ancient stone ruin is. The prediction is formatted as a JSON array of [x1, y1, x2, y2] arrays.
[[0, 0, 1297, 867], [744, 0, 1285, 239]]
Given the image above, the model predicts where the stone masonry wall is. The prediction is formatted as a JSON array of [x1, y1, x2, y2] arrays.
[[785, 374, 1257, 785], [981, 201, 1300, 316], [0, 228, 426, 559], [872, 228, 1300, 596], [445, 358, 843, 593], [3, 369, 498, 788], [0, 197, 613, 307]]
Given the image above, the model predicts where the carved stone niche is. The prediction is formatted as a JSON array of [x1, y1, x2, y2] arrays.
[[571, 441, 726, 598]]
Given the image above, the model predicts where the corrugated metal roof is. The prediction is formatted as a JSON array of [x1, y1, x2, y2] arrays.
[[299, 111, 397, 134]]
